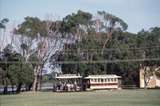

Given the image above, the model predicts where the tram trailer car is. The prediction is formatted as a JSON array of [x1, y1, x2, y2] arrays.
[[85, 75, 121, 90]]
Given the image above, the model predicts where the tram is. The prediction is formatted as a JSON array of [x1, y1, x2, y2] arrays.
[[55, 74, 121, 91], [85, 75, 121, 90]]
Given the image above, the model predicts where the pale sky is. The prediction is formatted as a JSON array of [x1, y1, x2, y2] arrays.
[[0, 0, 160, 33]]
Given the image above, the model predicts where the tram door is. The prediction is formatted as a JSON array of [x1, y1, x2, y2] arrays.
[[82, 79, 90, 91]]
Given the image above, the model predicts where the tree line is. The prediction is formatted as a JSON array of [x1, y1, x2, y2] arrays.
[[0, 10, 160, 94]]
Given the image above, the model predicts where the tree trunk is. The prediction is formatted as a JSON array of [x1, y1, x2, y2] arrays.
[[101, 38, 110, 54], [37, 69, 43, 91], [144, 67, 147, 89], [101, 30, 113, 55], [11, 85, 14, 93], [25, 85, 28, 91], [1, 29, 6, 51], [32, 75, 38, 91], [16, 83, 22, 93], [32, 65, 42, 91], [28, 83, 32, 91], [3, 85, 8, 94]]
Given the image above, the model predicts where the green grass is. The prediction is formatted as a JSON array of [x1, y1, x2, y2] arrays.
[[0, 89, 160, 106]]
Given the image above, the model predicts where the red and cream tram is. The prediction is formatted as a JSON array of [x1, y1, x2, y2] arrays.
[[85, 75, 121, 90]]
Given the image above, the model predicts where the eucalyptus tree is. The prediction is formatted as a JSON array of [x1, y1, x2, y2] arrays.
[[61, 10, 93, 47], [15, 16, 68, 91], [0, 18, 9, 51], [137, 27, 160, 88], [56, 10, 94, 75], [94, 11, 128, 54]]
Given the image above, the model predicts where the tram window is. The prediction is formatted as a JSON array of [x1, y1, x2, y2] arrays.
[[93, 79, 95, 82], [94, 79, 97, 82], [105, 79, 107, 82], [108, 79, 110, 82], [101, 79, 103, 82], [111, 78, 113, 82], [114, 78, 117, 82], [98, 79, 100, 82], [91, 79, 93, 82], [106, 79, 108, 82]]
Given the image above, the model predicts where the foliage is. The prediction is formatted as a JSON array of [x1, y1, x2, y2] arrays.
[[0, 44, 34, 93], [62, 10, 92, 34], [0, 18, 9, 29], [15, 17, 47, 37]]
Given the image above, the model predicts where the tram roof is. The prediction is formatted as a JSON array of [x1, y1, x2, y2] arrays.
[[85, 75, 121, 79], [55, 74, 82, 79]]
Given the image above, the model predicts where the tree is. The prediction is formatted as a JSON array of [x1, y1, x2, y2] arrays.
[[8, 62, 34, 93], [95, 11, 128, 54], [0, 44, 13, 94], [53, 10, 94, 76], [15, 17, 46, 91], [0, 43, 34, 93], [15, 16, 67, 91], [137, 27, 160, 88], [0, 18, 9, 51]]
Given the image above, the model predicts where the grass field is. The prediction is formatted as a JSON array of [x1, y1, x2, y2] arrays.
[[0, 89, 160, 106]]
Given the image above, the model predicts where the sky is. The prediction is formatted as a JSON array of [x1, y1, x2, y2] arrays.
[[1, 0, 160, 33]]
